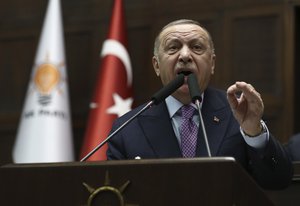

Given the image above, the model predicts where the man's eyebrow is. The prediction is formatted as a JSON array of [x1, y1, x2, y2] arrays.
[[191, 36, 207, 41], [163, 38, 180, 45]]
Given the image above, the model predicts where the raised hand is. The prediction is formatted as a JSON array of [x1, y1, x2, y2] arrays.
[[227, 81, 264, 136]]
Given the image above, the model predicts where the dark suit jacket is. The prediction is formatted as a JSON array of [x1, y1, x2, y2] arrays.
[[286, 133, 300, 161], [107, 87, 293, 189]]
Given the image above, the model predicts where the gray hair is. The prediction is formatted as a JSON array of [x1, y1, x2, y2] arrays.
[[153, 19, 215, 56]]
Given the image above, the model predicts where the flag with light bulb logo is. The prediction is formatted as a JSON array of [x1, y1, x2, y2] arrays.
[[13, 0, 74, 163]]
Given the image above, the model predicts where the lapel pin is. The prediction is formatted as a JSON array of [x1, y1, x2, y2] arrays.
[[213, 116, 220, 123]]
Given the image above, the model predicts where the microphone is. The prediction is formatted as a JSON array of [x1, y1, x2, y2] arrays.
[[187, 73, 202, 103], [187, 73, 212, 157], [80, 74, 185, 162], [151, 73, 184, 104]]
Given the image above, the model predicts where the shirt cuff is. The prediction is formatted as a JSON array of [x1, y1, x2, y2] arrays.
[[240, 120, 269, 149]]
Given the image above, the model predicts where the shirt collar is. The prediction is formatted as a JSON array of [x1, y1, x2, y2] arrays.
[[165, 94, 204, 118]]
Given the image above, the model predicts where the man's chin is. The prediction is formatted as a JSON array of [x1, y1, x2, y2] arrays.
[[173, 87, 192, 103], [179, 84, 190, 94]]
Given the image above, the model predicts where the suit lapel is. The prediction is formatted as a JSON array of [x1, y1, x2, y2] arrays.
[[196, 88, 231, 156], [138, 102, 182, 158]]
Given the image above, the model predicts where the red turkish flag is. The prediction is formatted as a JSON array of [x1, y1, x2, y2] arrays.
[[80, 0, 133, 161]]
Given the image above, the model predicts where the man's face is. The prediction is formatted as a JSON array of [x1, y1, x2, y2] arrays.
[[152, 24, 215, 104]]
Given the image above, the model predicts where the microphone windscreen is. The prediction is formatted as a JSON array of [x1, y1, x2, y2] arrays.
[[151, 73, 184, 105], [188, 73, 202, 103]]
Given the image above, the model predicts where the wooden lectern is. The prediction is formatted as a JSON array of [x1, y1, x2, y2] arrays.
[[0, 157, 274, 206]]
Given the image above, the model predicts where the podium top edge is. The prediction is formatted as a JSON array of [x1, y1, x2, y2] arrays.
[[2, 157, 236, 168]]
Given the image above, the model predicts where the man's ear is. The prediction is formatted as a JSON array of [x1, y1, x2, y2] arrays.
[[211, 54, 216, 75], [152, 56, 160, 76]]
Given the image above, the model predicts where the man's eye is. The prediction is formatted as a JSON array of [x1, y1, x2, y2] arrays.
[[193, 44, 206, 54], [193, 44, 203, 50], [169, 46, 177, 50], [167, 45, 178, 54]]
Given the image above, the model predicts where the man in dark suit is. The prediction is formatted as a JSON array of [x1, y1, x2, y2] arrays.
[[107, 19, 292, 189]]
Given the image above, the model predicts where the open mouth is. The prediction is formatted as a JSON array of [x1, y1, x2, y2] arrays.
[[178, 71, 192, 76]]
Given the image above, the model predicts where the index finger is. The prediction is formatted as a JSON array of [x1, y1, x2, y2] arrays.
[[234, 81, 259, 99], [226, 83, 240, 109]]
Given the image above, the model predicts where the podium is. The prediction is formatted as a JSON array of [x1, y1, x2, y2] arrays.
[[0, 157, 274, 206]]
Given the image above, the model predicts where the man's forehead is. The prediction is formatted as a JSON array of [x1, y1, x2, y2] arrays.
[[159, 24, 208, 40]]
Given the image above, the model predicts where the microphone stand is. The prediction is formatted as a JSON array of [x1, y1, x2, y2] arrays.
[[187, 73, 212, 157], [194, 99, 211, 157]]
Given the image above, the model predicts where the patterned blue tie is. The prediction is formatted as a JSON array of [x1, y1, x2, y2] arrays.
[[180, 105, 198, 157]]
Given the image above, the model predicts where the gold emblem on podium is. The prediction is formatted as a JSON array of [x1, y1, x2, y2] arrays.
[[83, 171, 138, 206]]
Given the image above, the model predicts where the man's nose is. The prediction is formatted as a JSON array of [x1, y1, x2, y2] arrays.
[[179, 45, 192, 63]]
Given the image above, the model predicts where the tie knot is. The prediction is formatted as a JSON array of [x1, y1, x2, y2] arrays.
[[181, 105, 195, 119]]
